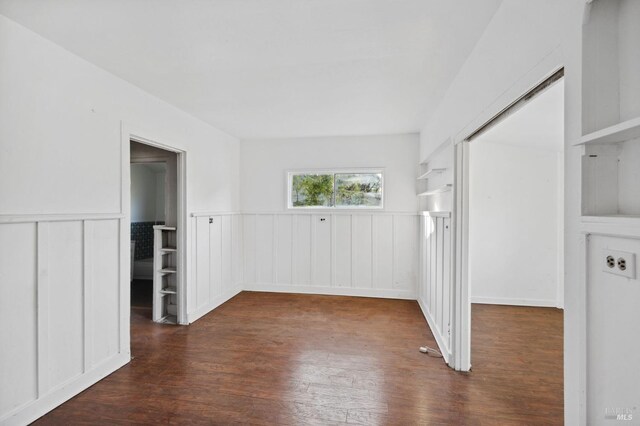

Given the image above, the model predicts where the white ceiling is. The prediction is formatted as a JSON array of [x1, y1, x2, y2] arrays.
[[475, 79, 564, 151], [0, 0, 503, 139]]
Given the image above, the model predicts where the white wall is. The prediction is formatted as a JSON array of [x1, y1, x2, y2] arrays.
[[130, 164, 165, 222], [0, 14, 240, 425], [240, 134, 419, 212], [416, 0, 584, 423], [239, 134, 420, 298], [469, 141, 562, 307]]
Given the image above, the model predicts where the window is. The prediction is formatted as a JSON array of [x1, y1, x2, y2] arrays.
[[288, 170, 383, 209]]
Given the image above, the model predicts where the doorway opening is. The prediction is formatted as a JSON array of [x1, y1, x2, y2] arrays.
[[129, 140, 183, 325], [453, 70, 565, 372]]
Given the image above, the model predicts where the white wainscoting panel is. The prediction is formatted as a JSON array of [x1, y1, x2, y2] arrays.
[[243, 212, 418, 299], [189, 213, 243, 323], [0, 215, 129, 426], [418, 212, 453, 363]]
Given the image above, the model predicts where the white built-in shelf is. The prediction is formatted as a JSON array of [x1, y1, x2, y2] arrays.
[[159, 286, 177, 295], [159, 267, 177, 274], [417, 168, 446, 180], [418, 184, 452, 197], [575, 116, 640, 146], [154, 225, 176, 231], [582, 215, 640, 224], [160, 247, 177, 253]]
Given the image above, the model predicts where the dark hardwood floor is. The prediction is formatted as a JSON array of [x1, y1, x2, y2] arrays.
[[34, 293, 563, 425]]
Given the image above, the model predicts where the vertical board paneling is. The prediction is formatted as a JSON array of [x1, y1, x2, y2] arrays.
[[221, 216, 232, 288], [243, 215, 256, 284], [429, 217, 437, 314], [231, 215, 243, 286], [417, 213, 452, 360], [89, 219, 120, 365], [209, 216, 223, 298], [313, 215, 331, 286], [47, 221, 84, 387], [333, 215, 352, 287], [435, 217, 444, 332], [393, 216, 417, 290], [276, 215, 293, 284], [255, 215, 274, 284], [243, 213, 418, 298], [294, 215, 312, 285], [0, 223, 38, 415], [373, 215, 393, 289], [352, 215, 373, 288], [195, 216, 210, 308], [442, 217, 451, 347]]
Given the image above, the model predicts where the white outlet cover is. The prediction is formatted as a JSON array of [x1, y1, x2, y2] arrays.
[[602, 248, 636, 279]]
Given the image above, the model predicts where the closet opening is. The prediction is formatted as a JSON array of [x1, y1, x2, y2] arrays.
[[453, 69, 565, 374], [129, 140, 184, 326]]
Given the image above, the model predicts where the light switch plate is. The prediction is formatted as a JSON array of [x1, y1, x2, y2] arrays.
[[602, 248, 636, 279]]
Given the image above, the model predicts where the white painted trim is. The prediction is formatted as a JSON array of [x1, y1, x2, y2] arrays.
[[417, 298, 452, 364], [452, 141, 471, 372], [0, 354, 130, 426], [191, 211, 243, 217], [243, 283, 416, 300], [0, 213, 124, 224], [187, 285, 242, 324], [470, 296, 559, 308], [241, 211, 419, 216]]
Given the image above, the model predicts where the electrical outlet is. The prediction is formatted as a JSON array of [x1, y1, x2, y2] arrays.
[[602, 248, 636, 279]]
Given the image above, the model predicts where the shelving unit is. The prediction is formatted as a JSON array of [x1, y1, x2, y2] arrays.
[[418, 184, 452, 197], [580, 0, 640, 220], [153, 225, 178, 324], [417, 168, 446, 180]]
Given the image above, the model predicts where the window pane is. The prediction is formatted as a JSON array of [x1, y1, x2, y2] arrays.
[[290, 174, 334, 207], [335, 173, 382, 207]]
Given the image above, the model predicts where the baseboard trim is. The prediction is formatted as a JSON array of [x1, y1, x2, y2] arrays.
[[242, 283, 416, 300], [417, 298, 452, 365], [1, 353, 130, 426], [470, 296, 560, 308], [187, 285, 243, 324]]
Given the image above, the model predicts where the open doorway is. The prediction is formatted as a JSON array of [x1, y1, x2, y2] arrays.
[[463, 74, 565, 387], [451, 70, 566, 371], [130, 140, 181, 325]]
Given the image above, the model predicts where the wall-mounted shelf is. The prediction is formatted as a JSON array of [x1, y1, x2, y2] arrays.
[[418, 184, 452, 196], [574, 116, 640, 146], [417, 168, 446, 180]]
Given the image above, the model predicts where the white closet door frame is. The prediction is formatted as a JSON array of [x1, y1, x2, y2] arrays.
[[121, 121, 188, 325]]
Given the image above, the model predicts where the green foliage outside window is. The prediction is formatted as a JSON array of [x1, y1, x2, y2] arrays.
[[290, 172, 382, 208], [291, 174, 334, 207]]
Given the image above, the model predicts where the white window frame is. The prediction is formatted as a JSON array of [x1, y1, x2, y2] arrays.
[[286, 168, 385, 210]]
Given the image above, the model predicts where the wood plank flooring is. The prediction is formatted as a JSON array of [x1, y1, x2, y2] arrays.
[[34, 292, 563, 425]]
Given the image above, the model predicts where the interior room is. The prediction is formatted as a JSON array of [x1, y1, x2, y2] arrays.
[[469, 79, 565, 308], [0, 1, 638, 425]]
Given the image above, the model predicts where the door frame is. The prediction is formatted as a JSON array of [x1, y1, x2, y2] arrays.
[[451, 67, 565, 372], [121, 122, 188, 325]]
